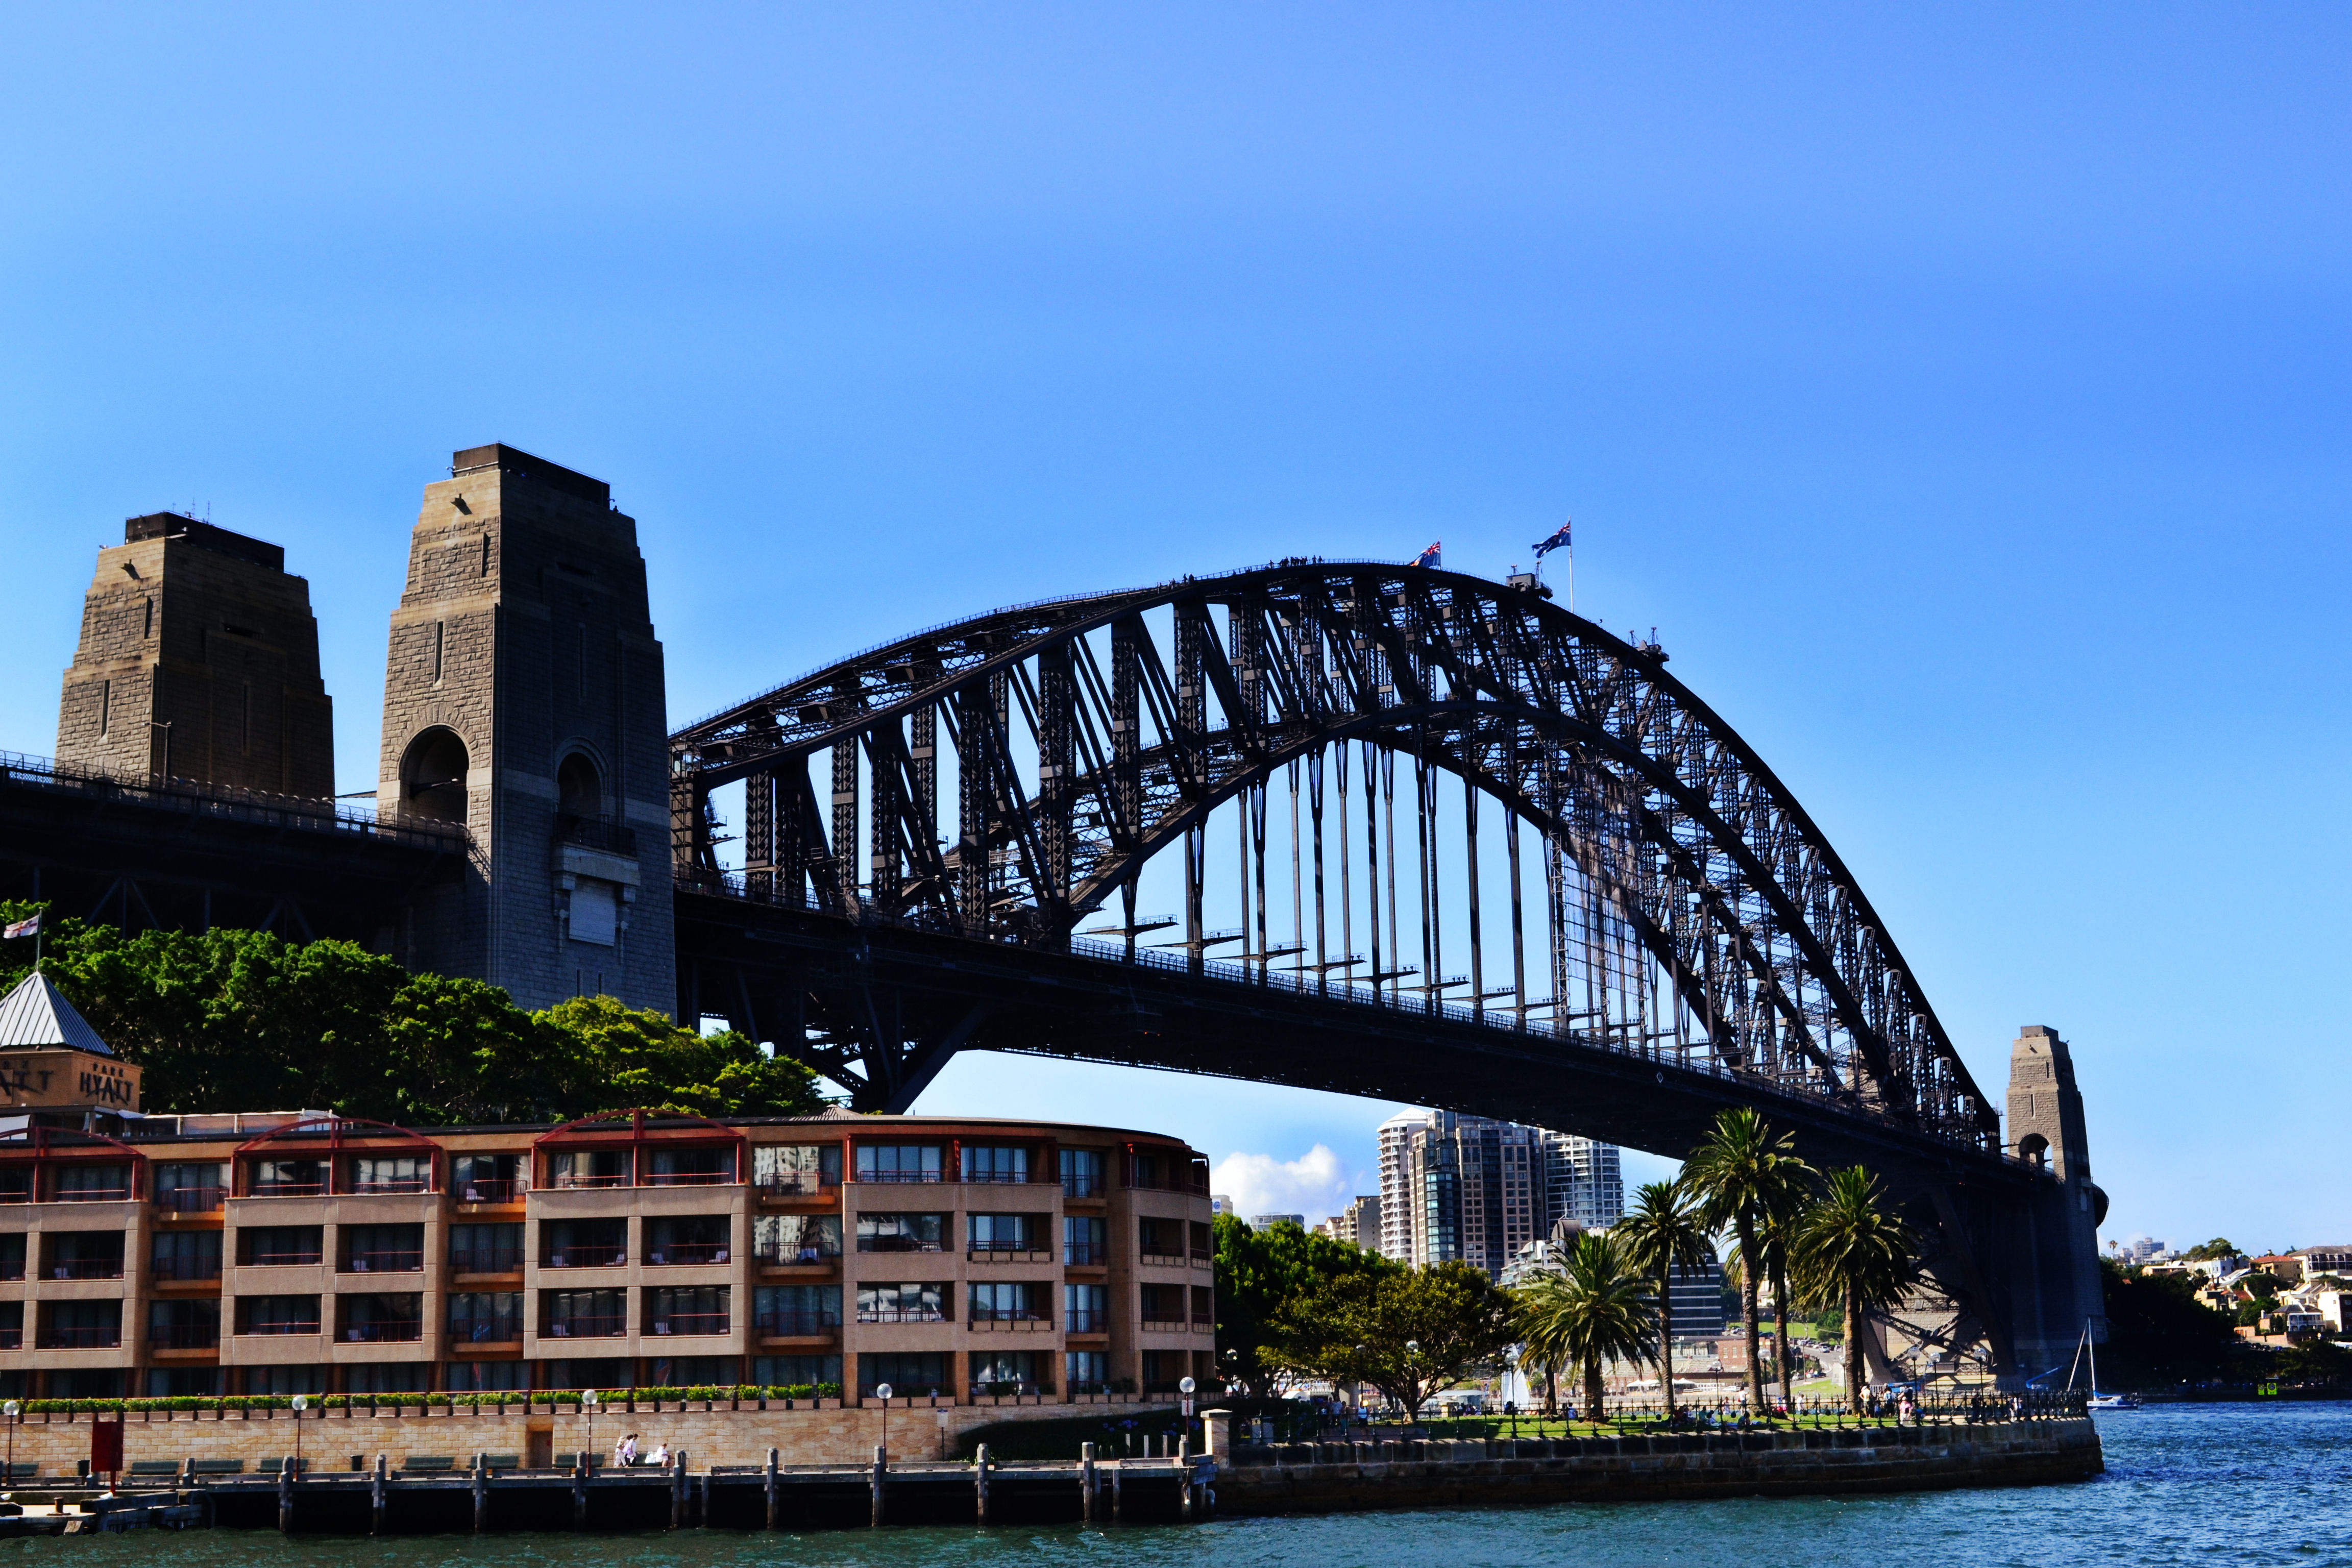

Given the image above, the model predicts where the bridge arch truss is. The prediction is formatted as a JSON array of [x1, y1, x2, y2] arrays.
[[669, 561, 1998, 1155]]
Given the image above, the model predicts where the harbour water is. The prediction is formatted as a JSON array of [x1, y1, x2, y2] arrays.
[[10, 1403, 2347, 1567]]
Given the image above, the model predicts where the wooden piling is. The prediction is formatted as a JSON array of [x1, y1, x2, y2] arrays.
[[764, 1447, 778, 1531], [277, 1456, 292, 1535], [472, 1454, 487, 1533], [669, 1452, 684, 1531], [571, 1455, 587, 1530], [1111, 1461, 1122, 1524], [974, 1443, 990, 1525], [1081, 1442, 1095, 1524], [870, 1444, 887, 1528], [370, 1454, 386, 1535]]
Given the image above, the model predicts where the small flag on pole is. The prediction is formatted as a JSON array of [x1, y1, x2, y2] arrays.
[[1532, 521, 1572, 560], [2, 915, 38, 941], [1412, 541, 1442, 569]]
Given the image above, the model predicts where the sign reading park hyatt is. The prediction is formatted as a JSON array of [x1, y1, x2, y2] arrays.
[[0, 971, 142, 1112]]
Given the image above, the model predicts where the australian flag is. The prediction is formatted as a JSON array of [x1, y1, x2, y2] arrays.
[[1532, 520, 1572, 561], [1412, 541, 1442, 569]]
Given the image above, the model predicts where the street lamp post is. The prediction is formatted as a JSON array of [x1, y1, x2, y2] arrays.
[[1178, 1376, 1196, 1444], [1405, 1340, 1419, 1425], [583, 1389, 600, 1469], [5, 1399, 18, 1490], [290, 1395, 308, 1476], [875, 1383, 892, 1461]]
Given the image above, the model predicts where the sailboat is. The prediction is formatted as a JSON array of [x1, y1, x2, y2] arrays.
[[2067, 1320, 2141, 1411]]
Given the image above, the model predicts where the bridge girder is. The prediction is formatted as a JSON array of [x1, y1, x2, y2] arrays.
[[671, 561, 2000, 1155]]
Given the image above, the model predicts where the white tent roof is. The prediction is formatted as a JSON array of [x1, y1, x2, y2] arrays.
[[0, 971, 114, 1056]]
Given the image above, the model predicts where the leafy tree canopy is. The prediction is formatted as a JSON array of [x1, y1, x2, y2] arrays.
[[2183, 1238, 2240, 1261], [0, 906, 824, 1125], [1269, 1259, 1516, 1422], [1213, 1213, 1392, 1400]]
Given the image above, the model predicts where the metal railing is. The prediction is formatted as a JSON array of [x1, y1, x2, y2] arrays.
[[543, 1316, 626, 1339], [157, 1186, 226, 1214], [350, 1177, 432, 1195], [557, 815, 639, 856], [552, 1172, 632, 1189], [753, 1311, 839, 1336], [966, 1237, 1040, 1254], [643, 1169, 733, 1187], [242, 1248, 324, 1267], [649, 1314, 728, 1336], [456, 1179, 524, 1204], [149, 1322, 219, 1350], [52, 1183, 132, 1203], [341, 1320, 423, 1343], [1061, 1174, 1104, 1198], [754, 1244, 842, 1265], [40, 1325, 121, 1349], [0, 749, 472, 852], [47, 1258, 124, 1280], [545, 1245, 627, 1268], [240, 1316, 322, 1336], [345, 1249, 424, 1272], [853, 1169, 943, 1184], [150, 1254, 222, 1281], [449, 1316, 523, 1344], [857, 1236, 943, 1254], [756, 1173, 839, 1198], [857, 1307, 947, 1324], [450, 1247, 525, 1275], [647, 1243, 730, 1265], [250, 1180, 327, 1198], [1065, 1310, 1107, 1333], [1064, 1242, 1107, 1265]]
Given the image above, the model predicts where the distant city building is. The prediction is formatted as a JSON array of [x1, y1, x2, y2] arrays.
[[1377, 1111, 1622, 1279], [1500, 1237, 1725, 1342], [1336, 1193, 1381, 1251], [1251, 1213, 1306, 1231], [2112, 1235, 2168, 1265], [2300, 1245, 2352, 1278], [1210, 1195, 1235, 1217]]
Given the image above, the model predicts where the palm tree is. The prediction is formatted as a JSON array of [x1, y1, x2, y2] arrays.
[[1682, 1107, 1814, 1411], [1518, 1230, 1658, 1422], [1511, 1272, 1573, 1416], [1612, 1179, 1714, 1416], [1759, 1188, 1810, 1410], [1791, 1165, 1917, 1414]]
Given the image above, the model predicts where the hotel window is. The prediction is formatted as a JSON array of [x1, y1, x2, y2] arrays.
[[857, 1352, 946, 1399], [752, 1355, 840, 1392], [350, 1155, 431, 1194], [1063, 1215, 1107, 1265], [968, 1213, 1041, 1254], [857, 1213, 943, 1254], [1066, 1350, 1109, 1393], [754, 1285, 841, 1336], [151, 1229, 222, 1282], [448, 1292, 523, 1344], [753, 1213, 841, 1263], [547, 1149, 631, 1189], [236, 1295, 321, 1336], [647, 1215, 730, 1265], [753, 1144, 841, 1195], [237, 1226, 323, 1267], [855, 1145, 942, 1184], [648, 1285, 729, 1337], [1063, 1283, 1107, 1333], [154, 1162, 226, 1213], [1059, 1147, 1106, 1197], [961, 1145, 1028, 1184], [452, 1153, 523, 1203], [451, 1222, 525, 1275], [969, 1281, 1043, 1323], [855, 1282, 946, 1323]]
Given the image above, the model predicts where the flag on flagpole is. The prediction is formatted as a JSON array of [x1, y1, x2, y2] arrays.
[[1412, 541, 1442, 569], [2, 914, 38, 941], [1532, 520, 1572, 560]]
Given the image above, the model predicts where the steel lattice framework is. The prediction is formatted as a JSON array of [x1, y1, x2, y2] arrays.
[[670, 561, 1999, 1155]]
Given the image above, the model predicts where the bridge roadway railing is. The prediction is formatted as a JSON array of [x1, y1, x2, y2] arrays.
[[0, 750, 470, 855], [680, 871, 2029, 1169]]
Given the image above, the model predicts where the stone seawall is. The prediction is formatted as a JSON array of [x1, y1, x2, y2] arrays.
[[1214, 1419, 2103, 1514], [0, 1399, 1164, 1476]]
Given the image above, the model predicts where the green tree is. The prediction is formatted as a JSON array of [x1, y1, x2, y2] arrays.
[[2097, 1259, 2238, 1387], [1515, 1230, 1659, 1420], [1682, 1107, 1815, 1410], [1212, 1214, 1394, 1398], [1789, 1165, 1916, 1413], [1272, 1261, 1516, 1423], [1611, 1179, 1714, 1415], [534, 995, 824, 1119], [2183, 1238, 2239, 1262]]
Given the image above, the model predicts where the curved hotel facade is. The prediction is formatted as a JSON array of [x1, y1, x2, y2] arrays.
[[0, 1111, 1215, 1402]]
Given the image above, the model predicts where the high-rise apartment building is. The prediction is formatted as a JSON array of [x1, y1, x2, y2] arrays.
[[1378, 1111, 1626, 1278]]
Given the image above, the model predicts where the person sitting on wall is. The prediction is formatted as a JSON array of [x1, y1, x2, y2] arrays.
[[649, 1442, 670, 1468], [615, 1434, 638, 1467]]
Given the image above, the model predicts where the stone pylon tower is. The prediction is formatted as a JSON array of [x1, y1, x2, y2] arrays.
[[376, 445, 675, 1014], [57, 514, 333, 796], [2003, 1025, 2108, 1361]]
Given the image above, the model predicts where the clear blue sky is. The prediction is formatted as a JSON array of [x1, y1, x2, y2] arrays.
[[2, 5, 2345, 1252]]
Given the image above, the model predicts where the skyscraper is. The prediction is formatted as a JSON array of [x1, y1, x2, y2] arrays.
[[1377, 1111, 1617, 1278]]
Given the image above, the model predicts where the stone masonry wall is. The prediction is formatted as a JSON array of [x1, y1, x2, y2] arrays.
[[0, 1398, 1163, 1475]]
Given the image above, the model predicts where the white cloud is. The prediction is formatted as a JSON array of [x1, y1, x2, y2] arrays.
[[1211, 1144, 1356, 1226]]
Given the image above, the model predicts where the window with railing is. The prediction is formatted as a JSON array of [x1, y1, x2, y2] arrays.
[[340, 1293, 424, 1343], [857, 1213, 943, 1254], [646, 1214, 730, 1265], [342, 1222, 425, 1273], [154, 1162, 226, 1214], [151, 1229, 222, 1282], [1192, 1284, 1214, 1328], [1065, 1349, 1108, 1393], [237, 1295, 322, 1336], [1138, 1216, 1185, 1264], [149, 1298, 219, 1350], [447, 1291, 524, 1344], [1139, 1283, 1187, 1331], [0, 1302, 19, 1351], [54, 1163, 132, 1202], [753, 1143, 841, 1196], [451, 1153, 524, 1204], [44, 1230, 124, 1280], [960, 1145, 1030, 1184], [648, 1285, 728, 1337], [543, 1289, 627, 1339], [1190, 1220, 1213, 1263], [450, 1222, 525, 1275], [546, 1149, 632, 1189], [857, 1351, 947, 1399], [0, 1233, 21, 1281], [1063, 1215, 1107, 1266], [644, 1147, 734, 1187], [968, 1213, 1044, 1254], [753, 1284, 841, 1337], [969, 1281, 1045, 1324], [754, 1213, 841, 1264], [1064, 1283, 1108, 1333], [856, 1282, 946, 1323], [349, 1155, 431, 1195], [1059, 1147, 1106, 1198], [854, 1144, 942, 1184], [237, 1225, 324, 1267], [40, 1300, 118, 1349], [967, 1349, 1046, 1396], [250, 1158, 326, 1197], [544, 1218, 627, 1268], [0, 1170, 28, 1205]]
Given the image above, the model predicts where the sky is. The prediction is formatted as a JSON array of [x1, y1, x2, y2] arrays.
[[2, 4, 2346, 1252]]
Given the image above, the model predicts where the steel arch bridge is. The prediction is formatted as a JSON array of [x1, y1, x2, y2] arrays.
[[671, 560, 1994, 1146]]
